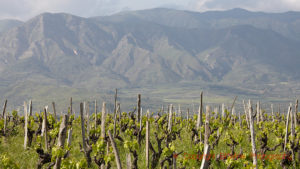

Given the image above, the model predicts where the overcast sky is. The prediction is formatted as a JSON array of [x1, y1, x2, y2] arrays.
[[1, 0, 300, 20]]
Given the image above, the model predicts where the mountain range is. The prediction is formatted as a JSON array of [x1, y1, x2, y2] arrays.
[[0, 8, 299, 111]]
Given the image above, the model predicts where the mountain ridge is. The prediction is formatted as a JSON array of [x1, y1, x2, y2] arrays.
[[0, 8, 299, 109]]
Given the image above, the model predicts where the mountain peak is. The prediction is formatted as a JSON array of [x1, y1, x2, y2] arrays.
[[0, 8, 299, 107], [228, 8, 250, 13]]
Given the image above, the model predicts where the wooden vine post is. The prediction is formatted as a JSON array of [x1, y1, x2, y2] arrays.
[[200, 145, 211, 169], [54, 115, 69, 169], [24, 101, 28, 149], [231, 107, 236, 124], [271, 104, 275, 122], [284, 105, 292, 152], [67, 127, 72, 147], [113, 88, 118, 137], [101, 102, 106, 169], [29, 100, 32, 116], [2, 100, 7, 135], [222, 103, 225, 119], [95, 100, 97, 129], [69, 97, 72, 116], [196, 92, 203, 142], [248, 100, 257, 169], [117, 103, 121, 121], [168, 104, 173, 132], [256, 101, 260, 124], [145, 110, 150, 169], [243, 100, 250, 128], [126, 153, 132, 169], [2, 99, 7, 117], [200, 105, 211, 169], [44, 107, 48, 151], [108, 130, 122, 169], [291, 103, 295, 139], [101, 102, 106, 139], [139, 108, 143, 132], [204, 106, 211, 145], [137, 94, 141, 123], [295, 99, 298, 127], [52, 102, 56, 120], [260, 104, 264, 122], [85, 102, 90, 137], [214, 107, 218, 119], [178, 104, 182, 119], [238, 106, 242, 127], [80, 103, 92, 167]]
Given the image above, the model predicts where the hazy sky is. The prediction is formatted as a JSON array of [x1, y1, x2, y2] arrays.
[[1, 0, 300, 20]]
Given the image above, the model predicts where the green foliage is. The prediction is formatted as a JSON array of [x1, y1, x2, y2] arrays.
[[0, 107, 295, 169], [0, 154, 20, 169]]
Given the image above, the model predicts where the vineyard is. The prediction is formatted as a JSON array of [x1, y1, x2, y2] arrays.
[[0, 92, 299, 169]]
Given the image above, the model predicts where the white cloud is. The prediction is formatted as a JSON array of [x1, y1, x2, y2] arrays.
[[190, 0, 300, 12], [0, 0, 300, 20]]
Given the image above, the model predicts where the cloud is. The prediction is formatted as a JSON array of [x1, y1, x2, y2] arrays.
[[0, 0, 120, 20], [190, 0, 300, 12], [0, 0, 300, 20]]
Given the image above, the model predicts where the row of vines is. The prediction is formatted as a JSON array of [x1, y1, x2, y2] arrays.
[[0, 92, 299, 169]]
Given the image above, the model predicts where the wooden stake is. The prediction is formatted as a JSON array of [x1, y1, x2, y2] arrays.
[[243, 100, 250, 128], [295, 100, 298, 128], [256, 101, 260, 124], [168, 104, 173, 132], [231, 107, 236, 124], [260, 107, 264, 122], [2, 100, 7, 135], [238, 107, 242, 127], [145, 110, 150, 169], [2, 99, 7, 117], [214, 107, 218, 120], [70, 97, 72, 116], [44, 107, 48, 151], [196, 92, 203, 130], [101, 102, 106, 139], [291, 104, 295, 138], [230, 96, 237, 114], [204, 106, 211, 145], [126, 153, 132, 169], [200, 105, 211, 169], [108, 130, 122, 169], [54, 115, 69, 169], [113, 89, 118, 137], [52, 102, 56, 120], [248, 100, 257, 169], [137, 94, 141, 123], [80, 103, 87, 151], [139, 108, 143, 132], [29, 100, 32, 116], [222, 103, 225, 118], [271, 104, 275, 122], [101, 102, 106, 169], [117, 103, 121, 122], [67, 128, 72, 147], [284, 105, 292, 152], [95, 100, 97, 129], [86, 101, 90, 138], [24, 101, 28, 149], [200, 144, 211, 169], [80, 103, 92, 167]]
